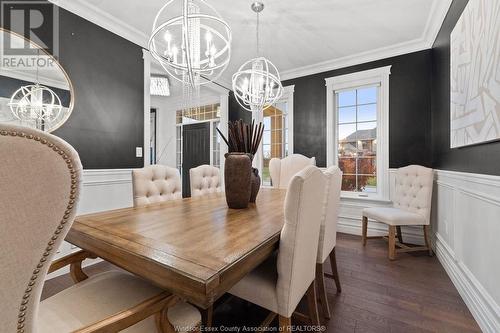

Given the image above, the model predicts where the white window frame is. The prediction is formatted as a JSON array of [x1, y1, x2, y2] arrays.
[[252, 85, 294, 175], [325, 66, 391, 200]]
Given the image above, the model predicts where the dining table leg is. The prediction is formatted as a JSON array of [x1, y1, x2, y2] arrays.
[[202, 306, 213, 327]]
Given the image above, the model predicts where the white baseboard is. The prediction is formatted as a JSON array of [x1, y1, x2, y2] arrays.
[[435, 233, 500, 333], [432, 170, 500, 333]]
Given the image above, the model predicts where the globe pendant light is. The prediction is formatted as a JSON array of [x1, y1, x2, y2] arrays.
[[8, 51, 63, 126], [149, 0, 232, 89], [232, 1, 283, 112]]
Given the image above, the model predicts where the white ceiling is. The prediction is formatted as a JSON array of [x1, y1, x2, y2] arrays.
[[52, 0, 451, 89]]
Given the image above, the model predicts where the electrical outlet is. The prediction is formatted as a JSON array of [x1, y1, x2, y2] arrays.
[[136, 147, 143, 158]]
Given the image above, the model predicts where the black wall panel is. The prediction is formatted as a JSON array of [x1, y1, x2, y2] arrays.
[[431, 0, 500, 175], [53, 9, 144, 169], [280, 50, 433, 168]]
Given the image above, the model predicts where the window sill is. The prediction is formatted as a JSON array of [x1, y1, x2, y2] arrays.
[[340, 195, 392, 204]]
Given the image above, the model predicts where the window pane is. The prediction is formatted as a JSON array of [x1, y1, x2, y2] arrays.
[[338, 106, 356, 124], [357, 104, 377, 122], [263, 116, 271, 129], [358, 176, 377, 193], [342, 175, 357, 191], [357, 121, 377, 136], [337, 90, 356, 107], [338, 157, 356, 174], [338, 123, 357, 141], [357, 87, 377, 104], [357, 157, 376, 175], [263, 145, 271, 159], [263, 131, 271, 145]]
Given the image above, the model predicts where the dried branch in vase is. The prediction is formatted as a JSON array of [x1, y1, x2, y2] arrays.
[[216, 119, 264, 160]]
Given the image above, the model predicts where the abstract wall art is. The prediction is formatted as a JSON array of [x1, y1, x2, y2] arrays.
[[450, 0, 500, 148]]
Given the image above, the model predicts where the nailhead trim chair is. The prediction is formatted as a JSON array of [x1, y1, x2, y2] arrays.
[[362, 165, 434, 260], [0, 124, 200, 333], [229, 166, 327, 330], [269, 154, 316, 189], [315, 166, 343, 319], [189, 165, 222, 197], [132, 165, 182, 206]]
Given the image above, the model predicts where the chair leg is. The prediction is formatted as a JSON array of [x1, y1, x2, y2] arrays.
[[423, 225, 433, 256], [329, 248, 342, 293], [362, 216, 368, 246], [396, 226, 403, 243], [279, 315, 292, 333], [315, 262, 330, 319], [388, 226, 396, 260], [306, 281, 320, 326]]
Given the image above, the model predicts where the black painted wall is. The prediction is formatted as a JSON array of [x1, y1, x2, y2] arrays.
[[228, 91, 251, 123], [1, 1, 145, 169], [53, 9, 144, 169], [279, 50, 433, 168], [431, 0, 500, 176]]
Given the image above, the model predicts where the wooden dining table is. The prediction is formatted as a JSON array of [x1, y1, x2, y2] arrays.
[[66, 188, 287, 313]]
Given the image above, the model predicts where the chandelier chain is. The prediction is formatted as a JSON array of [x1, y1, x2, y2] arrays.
[[256, 11, 260, 55]]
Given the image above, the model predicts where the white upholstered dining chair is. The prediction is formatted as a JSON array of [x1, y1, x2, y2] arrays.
[[132, 165, 182, 206], [189, 165, 222, 197], [0, 124, 200, 333], [362, 165, 434, 260], [315, 166, 342, 319], [229, 166, 326, 331], [269, 154, 316, 189]]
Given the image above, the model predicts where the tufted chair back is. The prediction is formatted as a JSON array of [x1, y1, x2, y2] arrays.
[[393, 165, 434, 225], [317, 166, 342, 264], [0, 124, 82, 333], [277, 166, 326, 317], [189, 165, 222, 197], [269, 154, 316, 189], [132, 165, 182, 206]]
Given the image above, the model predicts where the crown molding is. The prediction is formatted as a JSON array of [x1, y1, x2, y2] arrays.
[[281, 0, 452, 81], [48, 0, 148, 48], [422, 0, 454, 48], [50, 0, 452, 84]]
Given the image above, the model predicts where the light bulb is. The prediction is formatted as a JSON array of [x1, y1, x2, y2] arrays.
[[171, 46, 178, 63], [205, 31, 213, 42], [164, 31, 172, 42]]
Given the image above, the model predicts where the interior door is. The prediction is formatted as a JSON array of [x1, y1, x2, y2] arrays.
[[182, 122, 211, 197]]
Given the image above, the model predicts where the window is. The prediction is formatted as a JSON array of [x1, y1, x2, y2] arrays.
[[262, 104, 289, 185], [326, 66, 391, 200], [253, 85, 294, 186], [337, 87, 377, 193]]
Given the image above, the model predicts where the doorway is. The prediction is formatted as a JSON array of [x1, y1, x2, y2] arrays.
[[182, 122, 211, 197]]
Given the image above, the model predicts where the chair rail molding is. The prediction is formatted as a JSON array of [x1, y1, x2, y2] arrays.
[[432, 169, 500, 333], [47, 168, 134, 279]]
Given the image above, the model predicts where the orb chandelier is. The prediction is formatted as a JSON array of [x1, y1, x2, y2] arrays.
[[9, 84, 63, 123], [8, 49, 63, 125], [232, 1, 283, 112], [148, 0, 232, 88]]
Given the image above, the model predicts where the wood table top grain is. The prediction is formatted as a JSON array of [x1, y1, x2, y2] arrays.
[[66, 188, 287, 308]]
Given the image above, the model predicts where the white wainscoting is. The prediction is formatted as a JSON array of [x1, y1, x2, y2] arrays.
[[46, 167, 500, 333], [338, 169, 426, 245], [432, 170, 500, 333], [47, 169, 134, 279]]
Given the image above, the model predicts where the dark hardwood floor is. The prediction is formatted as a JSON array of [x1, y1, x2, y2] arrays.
[[42, 233, 481, 332]]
